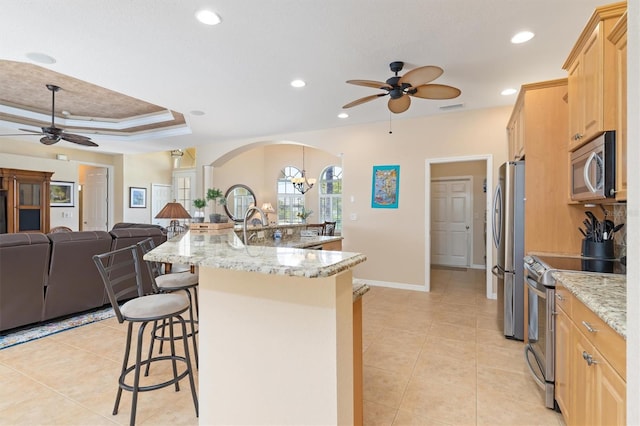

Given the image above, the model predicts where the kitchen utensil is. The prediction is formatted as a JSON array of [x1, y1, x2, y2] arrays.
[[579, 227, 587, 238]]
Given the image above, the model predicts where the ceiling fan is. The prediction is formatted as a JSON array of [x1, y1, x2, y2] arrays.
[[1, 84, 98, 147], [343, 61, 461, 114]]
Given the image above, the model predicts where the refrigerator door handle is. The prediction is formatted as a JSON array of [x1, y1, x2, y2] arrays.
[[492, 184, 502, 248], [491, 264, 505, 278]]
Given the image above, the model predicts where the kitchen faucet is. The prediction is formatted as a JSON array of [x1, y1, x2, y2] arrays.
[[243, 206, 267, 245]]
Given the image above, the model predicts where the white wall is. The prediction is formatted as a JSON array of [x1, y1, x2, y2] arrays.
[[196, 106, 511, 288], [122, 151, 173, 224]]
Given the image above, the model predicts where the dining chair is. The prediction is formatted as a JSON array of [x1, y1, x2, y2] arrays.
[[323, 221, 337, 236], [93, 244, 198, 426]]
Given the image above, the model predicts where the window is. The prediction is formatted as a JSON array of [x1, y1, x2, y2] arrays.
[[319, 165, 342, 231], [277, 166, 305, 223], [172, 169, 196, 214]]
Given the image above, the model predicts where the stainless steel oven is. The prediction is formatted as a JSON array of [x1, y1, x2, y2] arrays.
[[524, 270, 555, 409]]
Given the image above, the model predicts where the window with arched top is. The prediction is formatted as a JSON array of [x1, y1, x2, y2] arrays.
[[319, 165, 342, 231], [277, 166, 305, 223]]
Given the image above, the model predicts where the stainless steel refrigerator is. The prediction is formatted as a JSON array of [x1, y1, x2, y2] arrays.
[[491, 161, 525, 340]]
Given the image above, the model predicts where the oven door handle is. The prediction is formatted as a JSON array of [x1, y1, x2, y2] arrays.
[[526, 278, 547, 299], [524, 344, 546, 389]]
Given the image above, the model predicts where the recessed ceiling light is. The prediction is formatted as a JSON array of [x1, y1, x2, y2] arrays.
[[190, 110, 205, 116], [196, 10, 221, 25], [25, 52, 56, 64], [511, 31, 535, 44], [338, 113, 349, 119], [290, 79, 306, 88], [501, 88, 517, 96]]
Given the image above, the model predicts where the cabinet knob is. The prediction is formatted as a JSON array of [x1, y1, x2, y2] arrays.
[[556, 294, 565, 301], [582, 351, 598, 366]]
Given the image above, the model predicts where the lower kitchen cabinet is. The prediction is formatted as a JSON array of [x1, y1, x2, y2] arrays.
[[556, 288, 626, 425], [555, 306, 571, 420], [322, 240, 342, 251]]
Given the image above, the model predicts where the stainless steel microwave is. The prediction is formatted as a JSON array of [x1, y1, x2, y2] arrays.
[[570, 131, 616, 201]]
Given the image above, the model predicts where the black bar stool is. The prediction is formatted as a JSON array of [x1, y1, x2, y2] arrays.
[[137, 237, 199, 369], [93, 244, 198, 426]]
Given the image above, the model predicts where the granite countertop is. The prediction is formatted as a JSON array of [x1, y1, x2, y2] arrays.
[[144, 229, 366, 279], [249, 235, 343, 249], [552, 271, 626, 338]]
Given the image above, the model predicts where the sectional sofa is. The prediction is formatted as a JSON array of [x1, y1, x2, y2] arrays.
[[0, 224, 166, 333]]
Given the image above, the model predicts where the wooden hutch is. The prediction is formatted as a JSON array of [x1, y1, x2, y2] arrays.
[[0, 168, 53, 233]]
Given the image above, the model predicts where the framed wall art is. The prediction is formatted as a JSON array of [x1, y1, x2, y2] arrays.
[[129, 187, 147, 208], [371, 165, 399, 209], [50, 181, 75, 207]]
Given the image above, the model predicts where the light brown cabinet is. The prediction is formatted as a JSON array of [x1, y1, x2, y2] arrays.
[[0, 168, 53, 233], [507, 100, 524, 160], [554, 293, 571, 420], [562, 2, 625, 151], [555, 287, 626, 426], [514, 80, 586, 255], [322, 239, 342, 251], [609, 11, 627, 201]]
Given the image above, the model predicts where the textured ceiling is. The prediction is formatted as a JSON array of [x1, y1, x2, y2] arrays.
[[0, 0, 612, 154]]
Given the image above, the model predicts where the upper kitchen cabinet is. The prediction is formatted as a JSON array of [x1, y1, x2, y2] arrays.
[[511, 79, 585, 255], [608, 11, 627, 201], [507, 97, 525, 160], [562, 2, 626, 151]]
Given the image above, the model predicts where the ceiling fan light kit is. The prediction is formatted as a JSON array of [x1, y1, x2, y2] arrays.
[[343, 61, 461, 114]]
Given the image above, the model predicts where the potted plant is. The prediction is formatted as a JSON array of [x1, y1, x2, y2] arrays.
[[206, 188, 228, 223], [296, 207, 313, 224], [192, 198, 206, 223]]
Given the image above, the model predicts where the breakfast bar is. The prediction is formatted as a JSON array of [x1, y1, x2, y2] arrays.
[[144, 229, 367, 425]]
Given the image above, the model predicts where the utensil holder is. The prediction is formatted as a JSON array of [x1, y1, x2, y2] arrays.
[[581, 239, 615, 259]]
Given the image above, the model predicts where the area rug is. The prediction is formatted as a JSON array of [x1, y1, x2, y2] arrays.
[[0, 306, 115, 350]]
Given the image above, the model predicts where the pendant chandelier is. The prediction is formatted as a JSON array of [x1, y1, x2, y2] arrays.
[[290, 146, 316, 194]]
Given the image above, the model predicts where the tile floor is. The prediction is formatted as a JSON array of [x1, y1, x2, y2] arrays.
[[361, 267, 564, 425], [0, 267, 565, 425]]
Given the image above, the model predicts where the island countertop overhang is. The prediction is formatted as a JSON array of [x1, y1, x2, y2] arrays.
[[143, 229, 366, 278]]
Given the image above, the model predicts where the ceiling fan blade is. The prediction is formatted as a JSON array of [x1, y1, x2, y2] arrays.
[[342, 93, 387, 109], [40, 136, 60, 145], [18, 129, 44, 135], [346, 80, 392, 90], [388, 95, 411, 114], [411, 84, 462, 99], [399, 66, 443, 87], [0, 133, 40, 137], [61, 133, 98, 147]]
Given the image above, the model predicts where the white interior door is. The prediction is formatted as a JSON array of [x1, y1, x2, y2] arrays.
[[82, 167, 108, 231], [152, 184, 172, 227], [431, 178, 472, 267]]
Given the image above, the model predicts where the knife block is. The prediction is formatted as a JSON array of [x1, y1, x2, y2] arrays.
[[581, 239, 615, 259]]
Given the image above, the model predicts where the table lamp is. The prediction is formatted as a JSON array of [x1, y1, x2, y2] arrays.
[[155, 200, 192, 234], [261, 202, 275, 224]]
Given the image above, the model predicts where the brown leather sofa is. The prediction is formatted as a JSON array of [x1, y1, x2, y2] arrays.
[[0, 233, 50, 331], [43, 231, 114, 321], [0, 225, 167, 332]]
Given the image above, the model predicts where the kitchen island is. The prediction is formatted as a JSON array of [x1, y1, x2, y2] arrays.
[[144, 229, 367, 425]]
